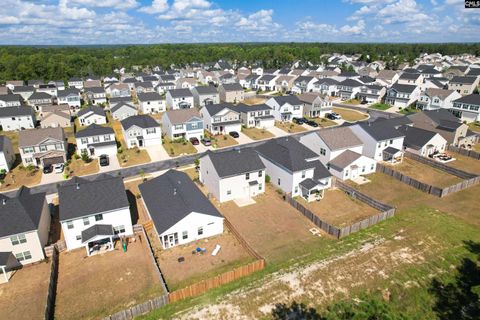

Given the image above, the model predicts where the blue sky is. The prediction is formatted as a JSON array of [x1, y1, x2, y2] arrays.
[[0, 0, 478, 44]]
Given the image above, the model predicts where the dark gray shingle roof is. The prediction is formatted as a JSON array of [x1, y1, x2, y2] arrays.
[[75, 124, 114, 138], [202, 149, 265, 178], [357, 121, 404, 141], [121, 115, 158, 130]]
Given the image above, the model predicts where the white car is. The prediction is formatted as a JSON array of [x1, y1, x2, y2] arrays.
[[53, 163, 64, 173]]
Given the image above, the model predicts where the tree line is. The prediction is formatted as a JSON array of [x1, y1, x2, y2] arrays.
[[0, 43, 479, 82]]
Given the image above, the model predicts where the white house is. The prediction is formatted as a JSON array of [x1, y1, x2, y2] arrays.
[[139, 170, 224, 249], [121, 115, 161, 148], [166, 88, 194, 110], [398, 125, 447, 157], [235, 103, 275, 129], [155, 82, 175, 95], [416, 88, 462, 111], [299, 126, 377, 182], [77, 106, 107, 126], [312, 78, 339, 97], [356, 85, 386, 104], [350, 121, 405, 163], [200, 103, 241, 135], [0, 107, 36, 132], [0, 187, 50, 282], [385, 83, 421, 108], [451, 94, 480, 123], [0, 94, 22, 108], [297, 93, 332, 118], [255, 137, 332, 200], [0, 135, 15, 172], [75, 124, 117, 158], [397, 73, 424, 86], [68, 77, 84, 90], [337, 79, 364, 100], [292, 76, 317, 94], [265, 95, 303, 122], [137, 92, 166, 114], [57, 88, 81, 113], [161, 108, 204, 140], [255, 75, 277, 91], [191, 86, 220, 107], [84, 87, 107, 106], [199, 149, 266, 203], [58, 175, 133, 255]]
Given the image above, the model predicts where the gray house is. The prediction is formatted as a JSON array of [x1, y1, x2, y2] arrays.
[[191, 86, 220, 107], [110, 102, 138, 121]]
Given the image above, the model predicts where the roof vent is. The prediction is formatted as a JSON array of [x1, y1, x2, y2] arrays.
[[2, 198, 6, 205], [173, 188, 177, 195], [76, 183, 80, 190]]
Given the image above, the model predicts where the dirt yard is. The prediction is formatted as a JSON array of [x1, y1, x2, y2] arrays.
[[243, 97, 267, 105], [241, 127, 275, 140], [387, 157, 462, 187], [297, 189, 379, 227], [55, 240, 164, 320], [153, 230, 253, 291], [332, 107, 368, 122], [0, 261, 51, 320], [445, 152, 480, 175], [275, 121, 307, 133]]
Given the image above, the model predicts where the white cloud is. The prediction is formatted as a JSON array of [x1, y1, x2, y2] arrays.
[[377, 0, 429, 24], [340, 19, 365, 34], [138, 0, 169, 14], [236, 9, 280, 33], [68, 0, 139, 10]]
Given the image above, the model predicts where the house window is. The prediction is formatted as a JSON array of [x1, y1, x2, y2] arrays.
[[76, 235, 81, 241], [294, 186, 298, 193], [371, 163, 375, 170], [39, 145, 47, 152], [320, 148, 326, 156], [301, 171, 306, 178], [259, 183, 263, 191], [104, 135, 111, 142], [174, 124, 183, 130], [227, 190, 231, 195], [362, 166, 366, 173], [278, 178, 281, 185], [67, 220, 74, 229], [15, 251, 32, 262], [83, 217, 90, 226], [92, 136, 100, 143], [190, 122, 198, 129], [95, 214, 103, 221], [81, 138, 88, 144], [258, 170, 263, 177], [345, 170, 349, 177], [182, 231, 188, 240], [146, 128, 156, 134], [10, 234, 27, 246], [198, 227, 204, 235], [114, 225, 126, 234], [22, 147, 34, 154], [389, 139, 393, 145], [245, 172, 250, 180]]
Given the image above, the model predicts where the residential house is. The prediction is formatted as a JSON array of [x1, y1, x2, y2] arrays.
[[0, 187, 50, 281], [68, 77, 83, 90], [416, 88, 462, 111], [110, 102, 138, 121], [337, 79, 363, 100], [199, 149, 266, 202], [218, 73, 236, 85], [255, 137, 332, 200], [191, 86, 220, 107], [0, 94, 22, 108], [12, 86, 34, 101], [448, 76, 480, 95], [312, 78, 339, 97], [84, 87, 107, 106], [297, 92, 332, 118], [275, 75, 296, 92], [218, 83, 244, 103], [200, 103, 241, 135], [0, 107, 36, 131], [40, 104, 71, 128], [350, 121, 405, 163], [27, 92, 52, 110], [299, 127, 376, 181], [121, 115, 161, 148], [18, 127, 67, 167], [139, 170, 224, 249], [36, 84, 57, 97], [57, 88, 81, 113], [108, 83, 130, 98], [176, 78, 197, 89], [77, 106, 107, 126], [166, 88, 194, 110], [108, 96, 132, 109], [161, 108, 203, 140], [0, 136, 15, 172], [5, 80, 24, 91], [397, 73, 424, 86], [255, 75, 277, 91], [265, 95, 303, 122], [241, 74, 260, 90], [356, 85, 386, 104], [49, 80, 65, 91], [375, 70, 400, 86], [451, 94, 480, 123], [75, 124, 116, 157], [137, 92, 166, 114], [235, 103, 274, 129], [134, 82, 155, 94], [292, 76, 317, 94], [155, 82, 175, 95], [385, 83, 421, 108], [58, 175, 133, 255], [398, 126, 447, 157], [443, 66, 468, 80]]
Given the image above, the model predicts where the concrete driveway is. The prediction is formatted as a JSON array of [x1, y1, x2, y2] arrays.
[[145, 144, 170, 162], [235, 132, 253, 144], [40, 171, 65, 185], [194, 143, 213, 153], [99, 155, 120, 173], [266, 126, 288, 137]]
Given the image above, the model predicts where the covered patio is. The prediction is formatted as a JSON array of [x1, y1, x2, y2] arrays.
[[81, 224, 115, 257], [299, 178, 327, 202], [0, 252, 21, 284], [382, 146, 404, 164]]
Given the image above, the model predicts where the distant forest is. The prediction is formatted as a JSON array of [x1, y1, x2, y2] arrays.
[[1, 43, 479, 82]]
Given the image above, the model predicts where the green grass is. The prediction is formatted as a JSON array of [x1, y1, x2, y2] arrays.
[[369, 103, 391, 111], [397, 106, 420, 115], [467, 121, 480, 133]]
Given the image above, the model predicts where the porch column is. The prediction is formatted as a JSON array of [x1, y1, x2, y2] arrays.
[[109, 237, 114, 251], [85, 244, 90, 257], [1, 266, 7, 283]]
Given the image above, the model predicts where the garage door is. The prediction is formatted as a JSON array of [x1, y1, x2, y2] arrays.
[[43, 156, 64, 166]]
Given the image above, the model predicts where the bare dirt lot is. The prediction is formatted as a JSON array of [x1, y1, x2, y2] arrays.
[[0, 261, 51, 320], [243, 97, 267, 105], [297, 189, 379, 227], [445, 152, 480, 175], [55, 240, 164, 320], [387, 157, 462, 187]]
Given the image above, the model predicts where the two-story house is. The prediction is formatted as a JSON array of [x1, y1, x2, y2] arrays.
[[27, 92, 52, 110], [451, 94, 480, 123], [0, 94, 22, 108], [297, 92, 332, 118], [200, 103, 241, 135], [385, 83, 421, 108], [398, 125, 447, 157], [311, 78, 339, 97], [416, 88, 462, 111], [68, 77, 83, 90], [191, 86, 220, 107], [397, 73, 424, 86], [57, 88, 81, 113], [75, 124, 116, 157], [110, 102, 138, 121], [161, 108, 204, 140], [108, 83, 131, 98], [155, 82, 176, 95], [77, 106, 107, 126], [58, 175, 133, 255], [292, 76, 317, 94], [0, 106, 36, 131], [265, 95, 303, 122], [39, 104, 71, 128], [356, 85, 386, 104], [137, 92, 166, 114], [448, 76, 479, 96], [84, 87, 107, 106], [121, 115, 161, 148], [166, 88, 194, 110], [218, 83, 244, 103], [36, 84, 58, 97], [18, 127, 67, 168], [255, 75, 277, 91], [235, 103, 275, 129], [12, 86, 34, 100], [337, 79, 363, 100], [0, 135, 16, 172]]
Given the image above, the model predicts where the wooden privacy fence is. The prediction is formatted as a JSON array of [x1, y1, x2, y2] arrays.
[[102, 295, 169, 320], [447, 145, 480, 160], [224, 218, 263, 260], [168, 259, 266, 303], [44, 245, 59, 320]]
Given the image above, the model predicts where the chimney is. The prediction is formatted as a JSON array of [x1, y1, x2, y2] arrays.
[[76, 183, 80, 190]]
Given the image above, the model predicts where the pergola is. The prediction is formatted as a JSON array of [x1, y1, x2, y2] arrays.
[[383, 147, 404, 164], [81, 224, 115, 257], [0, 252, 20, 283]]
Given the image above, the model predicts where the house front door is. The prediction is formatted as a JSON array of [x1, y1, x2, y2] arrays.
[[139, 139, 143, 147]]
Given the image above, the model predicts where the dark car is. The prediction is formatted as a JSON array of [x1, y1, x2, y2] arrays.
[[326, 112, 341, 120], [99, 154, 109, 167], [360, 100, 368, 105], [305, 120, 319, 127], [190, 137, 200, 145], [43, 164, 53, 174], [229, 131, 239, 138], [292, 117, 305, 125], [201, 137, 212, 146]]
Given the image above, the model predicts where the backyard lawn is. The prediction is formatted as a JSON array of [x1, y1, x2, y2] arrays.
[[467, 121, 480, 133], [241, 127, 274, 140], [162, 138, 197, 156], [369, 103, 392, 111], [445, 152, 480, 174], [0, 130, 20, 153], [55, 240, 164, 320], [243, 97, 267, 105], [275, 121, 307, 133], [332, 107, 369, 122]]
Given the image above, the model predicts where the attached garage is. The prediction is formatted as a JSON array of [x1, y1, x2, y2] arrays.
[[42, 156, 65, 166], [88, 141, 117, 157]]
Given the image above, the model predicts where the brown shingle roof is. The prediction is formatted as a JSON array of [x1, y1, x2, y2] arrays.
[[316, 127, 363, 150], [19, 127, 65, 147], [329, 150, 362, 170], [164, 108, 201, 125]]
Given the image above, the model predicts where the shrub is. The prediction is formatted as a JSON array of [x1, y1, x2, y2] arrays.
[[26, 164, 35, 172], [135, 148, 141, 154], [276, 188, 283, 195], [73, 154, 80, 160], [265, 174, 271, 184], [194, 158, 200, 167], [80, 150, 91, 163], [223, 135, 227, 140], [118, 147, 123, 154]]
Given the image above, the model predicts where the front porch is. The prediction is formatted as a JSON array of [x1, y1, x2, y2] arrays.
[[382, 147, 404, 164], [81, 224, 115, 257]]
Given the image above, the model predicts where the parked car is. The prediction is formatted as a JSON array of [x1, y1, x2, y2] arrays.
[[99, 154, 109, 167], [305, 120, 319, 127], [189, 137, 199, 145], [326, 112, 342, 120], [53, 163, 64, 173], [43, 164, 53, 174], [229, 131, 239, 138], [292, 117, 305, 125], [360, 100, 368, 105], [201, 137, 212, 146]]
